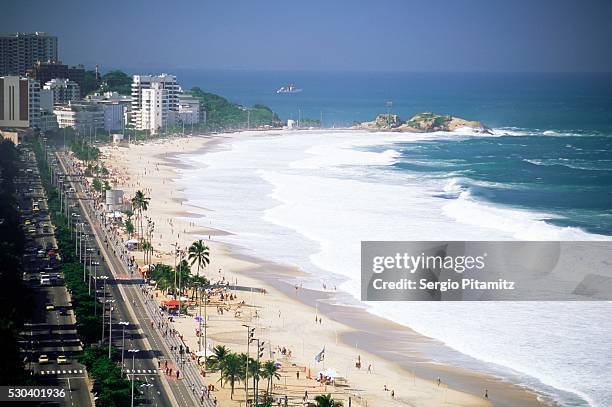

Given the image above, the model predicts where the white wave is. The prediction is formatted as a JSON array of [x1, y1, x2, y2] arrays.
[[176, 129, 610, 407]]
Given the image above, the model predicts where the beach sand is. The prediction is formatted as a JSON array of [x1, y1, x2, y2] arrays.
[[99, 132, 549, 407]]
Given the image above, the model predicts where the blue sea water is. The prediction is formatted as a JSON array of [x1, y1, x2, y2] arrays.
[[174, 70, 612, 131], [172, 70, 612, 237], [169, 71, 612, 406]]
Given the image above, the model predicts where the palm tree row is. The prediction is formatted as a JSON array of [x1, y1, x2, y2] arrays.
[[149, 260, 209, 298], [130, 189, 150, 260], [206, 345, 281, 401]]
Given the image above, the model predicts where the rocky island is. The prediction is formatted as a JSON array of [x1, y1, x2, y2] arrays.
[[356, 112, 491, 133]]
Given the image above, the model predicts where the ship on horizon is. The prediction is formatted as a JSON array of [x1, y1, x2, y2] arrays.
[[276, 83, 303, 94]]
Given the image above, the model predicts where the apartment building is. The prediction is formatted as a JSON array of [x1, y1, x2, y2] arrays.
[[43, 78, 80, 105], [131, 74, 179, 133], [0, 32, 58, 76], [0, 75, 40, 128], [53, 101, 104, 134]]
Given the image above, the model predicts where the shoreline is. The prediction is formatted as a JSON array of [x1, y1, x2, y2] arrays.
[[100, 131, 553, 407]]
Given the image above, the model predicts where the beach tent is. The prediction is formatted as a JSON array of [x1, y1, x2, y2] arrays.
[[124, 239, 138, 250], [318, 368, 340, 378]]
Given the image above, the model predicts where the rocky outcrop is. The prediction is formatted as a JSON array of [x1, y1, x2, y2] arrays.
[[355, 112, 490, 133]]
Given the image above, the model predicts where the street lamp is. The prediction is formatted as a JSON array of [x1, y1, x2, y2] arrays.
[[243, 324, 255, 407], [101, 295, 112, 343], [127, 349, 139, 407], [118, 321, 129, 373], [107, 299, 115, 358]]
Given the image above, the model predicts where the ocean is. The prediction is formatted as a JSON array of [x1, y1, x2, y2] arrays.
[[171, 71, 612, 406]]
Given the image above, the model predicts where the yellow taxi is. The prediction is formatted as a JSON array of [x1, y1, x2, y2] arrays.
[[45, 303, 55, 311], [38, 355, 49, 364], [57, 355, 68, 364]]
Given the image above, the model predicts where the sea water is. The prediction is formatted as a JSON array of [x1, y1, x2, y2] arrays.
[[172, 72, 612, 406]]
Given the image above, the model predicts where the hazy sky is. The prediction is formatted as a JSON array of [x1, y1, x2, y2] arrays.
[[3, 0, 612, 72]]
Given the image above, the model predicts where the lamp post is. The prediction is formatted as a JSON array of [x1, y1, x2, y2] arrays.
[[100, 287, 110, 341], [128, 349, 139, 407], [243, 324, 255, 407], [107, 300, 115, 358], [118, 321, 129, 373], [254, 338, 265, 405]]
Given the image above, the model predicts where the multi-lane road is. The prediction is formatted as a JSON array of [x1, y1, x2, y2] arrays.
[[17, 146, 93, 407]]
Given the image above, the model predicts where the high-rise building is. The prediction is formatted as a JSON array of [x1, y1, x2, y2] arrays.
[[43, 78, 81, 105], [0, 75, 40, 128], [27, 61, 86, 97], [131, 74, 179, 133], [0, 32, 58, 76], [140, 84, 168, 134]]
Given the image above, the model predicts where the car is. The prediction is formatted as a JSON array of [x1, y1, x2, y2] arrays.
[[24, 220, 31, 226], [45, 303, 55, 311], [38, 355, 49, 364], [56, 355, 68, 364]]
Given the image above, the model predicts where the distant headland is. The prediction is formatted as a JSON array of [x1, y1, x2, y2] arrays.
[[355, 112, 491, 133]]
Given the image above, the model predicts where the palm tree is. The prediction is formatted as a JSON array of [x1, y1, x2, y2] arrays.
[[311, 394, 343, 407], [141, 240, 152, 265], [188, 239, 210, 276], [125, 219, 135, 238], [131, 190, 150, 250], [149, 264, 174, 293], [220, 353, 244, 399], [175, 259, 192, 297], [206, 345, 230, 385], [261, 360, 281, 397], [248, 358, 261, 401], [189, 275, 209, 302]]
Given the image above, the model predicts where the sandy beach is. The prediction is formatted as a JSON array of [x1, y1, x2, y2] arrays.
[[99, 132, 550, 407]]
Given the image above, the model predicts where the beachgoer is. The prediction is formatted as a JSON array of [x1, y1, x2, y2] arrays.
[[484, 389, 488, 399]]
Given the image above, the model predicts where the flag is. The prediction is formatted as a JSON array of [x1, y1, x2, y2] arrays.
[[314, 347, 325, 363]]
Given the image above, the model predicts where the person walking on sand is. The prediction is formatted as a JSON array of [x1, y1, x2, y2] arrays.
[[484, 389, 488, 399], [296, 371, 300, 380], [391, 390, 395, 399]]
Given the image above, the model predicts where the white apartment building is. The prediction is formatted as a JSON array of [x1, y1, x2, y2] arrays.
[[131, 74, 179, 132], [43, 78, 80, 105], [0, 75, 40, 128], [54, 101, 104, 134], [141, 84, 168, 134], [177, 94, 200, 124]]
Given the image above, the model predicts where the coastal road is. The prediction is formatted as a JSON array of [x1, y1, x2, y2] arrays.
[[17, 146, 93, 407], [56, 150, 212, 406]]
